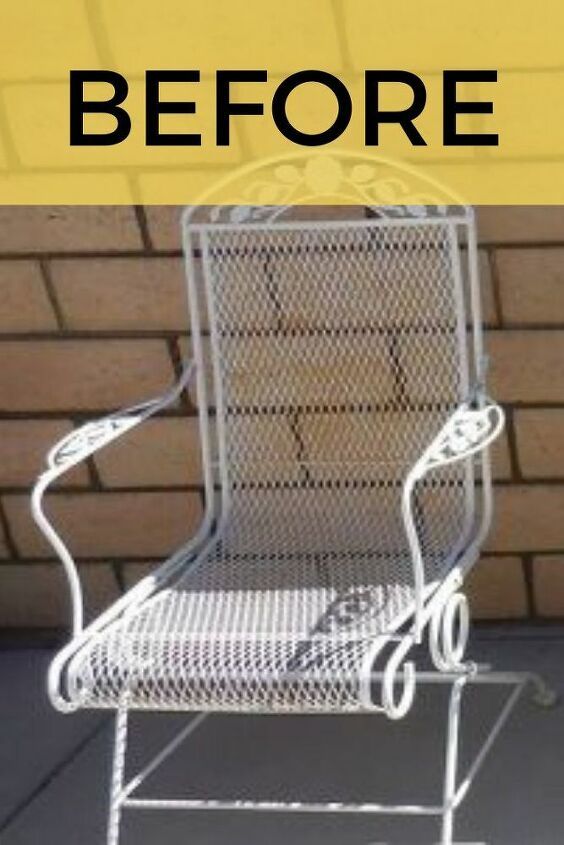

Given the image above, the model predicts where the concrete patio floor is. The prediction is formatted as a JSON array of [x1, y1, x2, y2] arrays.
[[1, 628, 563, 845]]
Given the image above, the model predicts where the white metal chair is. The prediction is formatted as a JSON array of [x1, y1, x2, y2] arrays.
[[32, 202, 552, 845]]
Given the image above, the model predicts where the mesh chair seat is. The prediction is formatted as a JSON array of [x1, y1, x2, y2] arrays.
[[68, 538, 444, 713]]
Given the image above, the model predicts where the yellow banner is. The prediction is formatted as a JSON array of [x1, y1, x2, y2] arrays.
[[0, 0, 563, 204]]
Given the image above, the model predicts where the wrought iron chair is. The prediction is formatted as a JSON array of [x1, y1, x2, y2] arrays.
[[32, 202, 552, 845]]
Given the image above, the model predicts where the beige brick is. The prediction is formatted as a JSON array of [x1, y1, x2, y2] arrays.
[[122, 561, 156, 589], [231, 336, 396, 408], [297, 412, 510, 478], [466, 555, 527, 619], [144, 206, 183, 251], [0, 420, 89, 487], [491, 430, 512, 480], [533, 556, 564, 616], [487, 330, 564, 403], [83, 564, 123, 619], [269, 235, 462, 328], [51, 256, 189, 331], [478, 207, 564, 244], [146, 213, 497, 333], [496, 247, 564, 324], [95, 417, 203, 487], [401, 332, 462, 403], [0, 563, 119, 628], [190, 334, 396, 410], [487, 485, 564, 552], [515, 409, 564, 478], [0, 261, 57, 331], [476, 249, 498, 326], [300, 410, 450, 481], [4, 491, 203, 558], [0, 207, 142, 253], [0, 340, 175, 411], [224, 415, 301, 484], [0, 520, 8, 559]]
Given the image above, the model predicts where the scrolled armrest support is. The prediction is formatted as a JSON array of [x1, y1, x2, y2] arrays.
[[409, 401, 505, 483], [402, 398, 505, 642], [31, 359, 195, 637]]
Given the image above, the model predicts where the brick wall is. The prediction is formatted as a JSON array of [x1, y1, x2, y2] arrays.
[[1, 205, 564, 634]]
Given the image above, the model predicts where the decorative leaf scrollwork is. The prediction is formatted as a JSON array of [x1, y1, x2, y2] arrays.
[[49, 416, 139, 470], [421, 403, 504, 476]]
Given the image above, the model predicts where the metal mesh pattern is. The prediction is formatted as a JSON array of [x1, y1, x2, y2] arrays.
[[69, 219, 474, 713]]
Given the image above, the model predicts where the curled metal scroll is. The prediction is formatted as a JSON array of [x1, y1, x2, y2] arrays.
[[381, 637, 417, 720], [430, 591, 471, 673]]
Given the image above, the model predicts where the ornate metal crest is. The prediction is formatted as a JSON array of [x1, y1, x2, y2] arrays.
[[184, 151, 469, 225]]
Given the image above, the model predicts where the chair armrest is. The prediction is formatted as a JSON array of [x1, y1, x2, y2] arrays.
[[401, 399, 505, 640], [30, 359, 195, 636]]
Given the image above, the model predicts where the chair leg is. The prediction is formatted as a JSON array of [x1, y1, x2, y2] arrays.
[[107, 700, 129, 845], [440, 675, 467, 845]]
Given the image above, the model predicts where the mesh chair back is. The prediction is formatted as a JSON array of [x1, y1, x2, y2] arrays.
[[186, 209, 478, 596]]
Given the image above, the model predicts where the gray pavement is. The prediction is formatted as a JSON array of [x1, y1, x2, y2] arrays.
[[1, 628, 563, 845]]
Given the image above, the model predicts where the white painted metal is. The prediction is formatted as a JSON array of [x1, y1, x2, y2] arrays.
[[107, 697, 129, 845], [102, 670, 551, 845], [31, 360, 196, 637], [30, 203, 552, 845]]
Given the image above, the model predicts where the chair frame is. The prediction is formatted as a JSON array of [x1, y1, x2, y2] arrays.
[[31, 202, 554, 845]]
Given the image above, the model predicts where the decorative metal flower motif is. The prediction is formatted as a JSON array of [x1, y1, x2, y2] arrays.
[[204, 153, 453, 224], [50, 417, 137, 469], [423, 405, 500, 473]]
